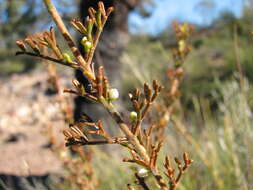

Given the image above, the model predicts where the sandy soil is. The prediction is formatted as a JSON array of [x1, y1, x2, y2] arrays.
[[0, 70, 73, 176]]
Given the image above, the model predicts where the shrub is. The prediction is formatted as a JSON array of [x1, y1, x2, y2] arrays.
[[15, 1, 193, 189]]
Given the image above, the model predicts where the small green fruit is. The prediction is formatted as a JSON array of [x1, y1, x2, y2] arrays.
[[84, 41, 92, 52], [129, 111, 138, 121]]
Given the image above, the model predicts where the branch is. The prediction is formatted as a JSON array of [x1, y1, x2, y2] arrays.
[[66, 139, 114, 146], [100, 98, 150, 163], [16, 51, 80, 69], [66, 137, 128, 147], [42, 0, 90, 73], [86, 27, 103, 66], [152, 170, 168, 190], [135, 173, 150, 190]]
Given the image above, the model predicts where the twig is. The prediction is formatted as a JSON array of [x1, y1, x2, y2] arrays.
[[42, 0, 90, 73], [66, 137, 128, 147], [87, 28, 103, 66], [100, 98, 150, 163], [135, 173, 150, 190], [66, 139, 114, 146], [151, 169, 169, 190], [16, 51, 80, 69]]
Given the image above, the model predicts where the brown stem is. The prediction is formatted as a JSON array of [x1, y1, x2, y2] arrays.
[[87, 28, 103, 66], [134, 102, 152, 135], [16, 51, 80, 69], [66, 139, 113, 146], [66, 137, 128, 147], [42, 0, 93, 77], [100, 98, 169, 189], [135, 173, 150, 190], [100, 98, 150, 163], [152, 168, 169, 190]]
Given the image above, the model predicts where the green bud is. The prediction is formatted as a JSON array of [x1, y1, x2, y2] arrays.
[[63, 53, 72, 63], [129, 111, 138, 121], [84, 41, 92, 52], [81, 37, 93, 53]]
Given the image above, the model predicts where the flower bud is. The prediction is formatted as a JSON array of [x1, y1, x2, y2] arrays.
[[16, 40, 26, 51], [81, 36, 93, 53], [108, 88, 119, 100], [129, 111, 138, 121], [81, 36, 88, 43], [63, 53, 72, 63], [138, 168, 149, 178], [178, 40, 186, 53]]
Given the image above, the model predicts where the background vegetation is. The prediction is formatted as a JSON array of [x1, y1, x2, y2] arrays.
[[0, 0, 253, 189]]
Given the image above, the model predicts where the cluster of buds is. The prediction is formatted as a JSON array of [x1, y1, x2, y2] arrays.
[[63, 66, 120, 106], [128, 80, 163, 135], [63, 113, 128, 147], [70, 2, 113, 63], [16, 28, 79, 69], [81, 37, 93, 53], [154, 22, 194, 128], [16, 1, 114, 83], [164, 152, 193, 190], [124, 22, 195, 189], [70, 2, 113, 35], [172, 21, 193, 66]]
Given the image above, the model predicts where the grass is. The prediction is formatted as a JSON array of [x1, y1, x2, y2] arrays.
[[86, 77, 253, 190], [169, 78, 253, 190], [2, 2, 253, 189]]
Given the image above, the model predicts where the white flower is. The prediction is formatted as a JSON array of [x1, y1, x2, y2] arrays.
[[108, 88, 119, 100], [138, 168, 149, 178]]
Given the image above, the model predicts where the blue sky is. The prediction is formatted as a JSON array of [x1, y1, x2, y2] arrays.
[[129, 0, 244, 35], [0, 0, 245, 35]]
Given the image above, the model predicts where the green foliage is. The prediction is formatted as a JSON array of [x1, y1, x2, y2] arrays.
[[0, 0, 40, 74], [125, 9, 253, 105], [122, 35, 170, 92], [176, 79, 253, 190], [182, 9, 253, 99], [118, 9, 253, 189], [0, 0, 78, 75]]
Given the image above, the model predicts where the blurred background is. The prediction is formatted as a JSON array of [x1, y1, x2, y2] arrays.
[[1, 0, 253, 189]]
